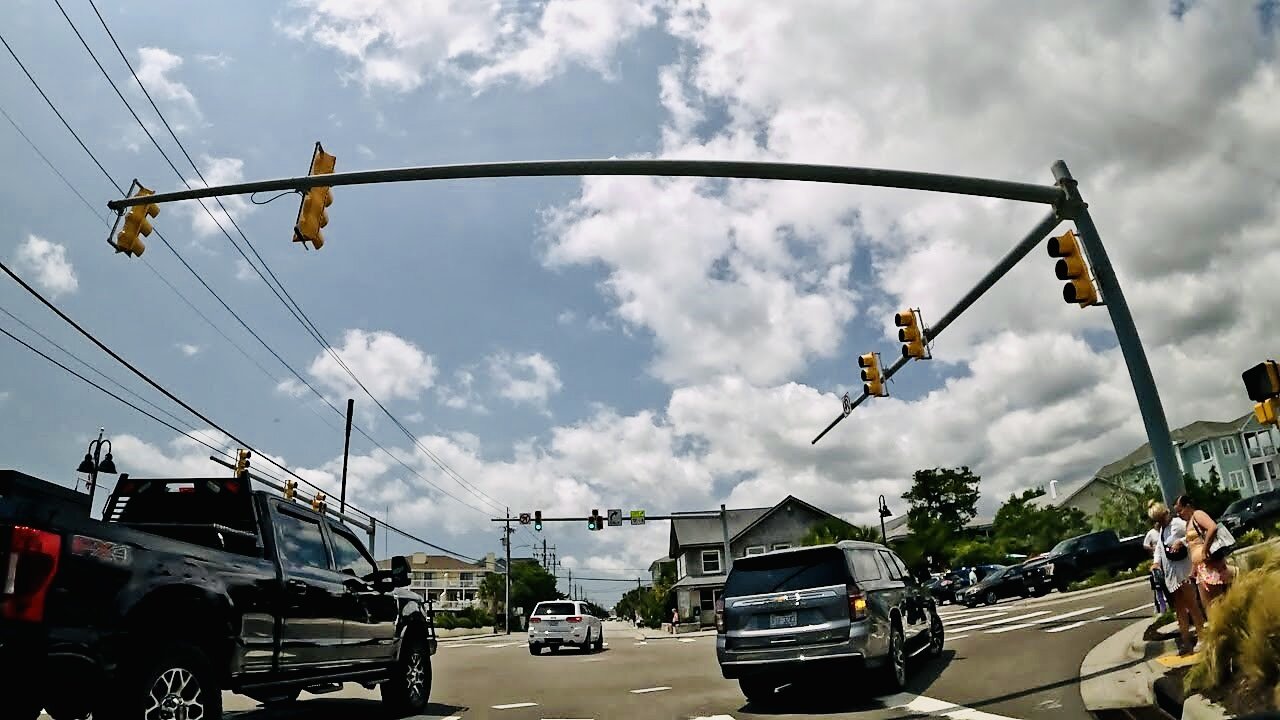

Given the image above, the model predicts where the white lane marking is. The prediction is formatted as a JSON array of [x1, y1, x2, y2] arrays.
[[949, 610, 1050, 633], [984, 606, 1102, 634], [1044, 620, 1090, 633], [1115, 602, 1154, 617], [690, 716, 737, 720], [630, 686, 672, 694], [946, 634, 969, 642], [939, 607, 994, 618], [678, 638, 698, 643], [881, 692, 1023, 719], [492, 701, 539, 709], [634, 641, 648, 646], [487, 642, 520, 648], [943, 611, 1004, 626]]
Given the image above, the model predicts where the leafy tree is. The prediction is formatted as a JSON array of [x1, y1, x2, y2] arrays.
[[992, 487, 1091, 555], [950, 538, 1006, 567], [894, 516, 955, 573], [902, 466, 981, 536], [1183, 468, 1241, 520], [613, 564, 676, 629], [478, 561, 563, 626], [1092, 477, 1161, 536], [801, 517, 878, 546]]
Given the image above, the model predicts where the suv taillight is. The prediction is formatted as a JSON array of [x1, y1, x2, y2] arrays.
[[529, 617, 542, 623], [714, 597, 725, 633], [566, 616, 583, 623], [2, 526, 62, 623], [847, 584, 867, 621]]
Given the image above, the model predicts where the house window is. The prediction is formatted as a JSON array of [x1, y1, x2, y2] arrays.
[[1227, 470, 1247, 489], [1200, 443, 1213, 462], [1221, 437, 1238, 455], [699, 589, 721, 612], [771, 543, 791, 551], [745, 545, 766, 556], [676, 556, 686, 578], [701, 549, 722, 574]]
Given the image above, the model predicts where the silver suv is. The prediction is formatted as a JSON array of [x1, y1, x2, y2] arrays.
[[715, 541, 943, 702]]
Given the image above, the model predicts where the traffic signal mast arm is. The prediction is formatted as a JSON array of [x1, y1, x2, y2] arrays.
[[812, 210, 1063, 445]]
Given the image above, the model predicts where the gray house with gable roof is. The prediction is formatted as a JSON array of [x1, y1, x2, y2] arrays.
[[660, 495, 847, 626]]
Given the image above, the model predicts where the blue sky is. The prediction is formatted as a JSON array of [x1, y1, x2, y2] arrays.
[[3, 1, 1278, 605]]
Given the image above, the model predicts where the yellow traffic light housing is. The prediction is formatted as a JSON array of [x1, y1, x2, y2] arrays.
[[311, 491, 327, 512], [233, 448, 252, 476], [293, 142, 336, 250], [1046, 229, 1099, 307], [284, 478, 298, 501], [894, 309, 928, 360], [858, 352, 887, 397], [1243, 361, 1280, 426], [115, 184, 159, 257]]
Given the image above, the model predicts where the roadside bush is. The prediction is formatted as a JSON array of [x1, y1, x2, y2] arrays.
[[1238, 528, 1265, 549], [435, 613, 458, 630], [1186, 546, 1280, 711]]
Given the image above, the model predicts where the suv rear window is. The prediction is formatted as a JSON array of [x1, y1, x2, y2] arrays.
[[723, 546, 850, 597], [533, 602, 577, 616]]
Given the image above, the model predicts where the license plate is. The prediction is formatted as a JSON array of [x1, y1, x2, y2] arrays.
[[769, 612, 797, 629], [546, 620, 561, 626]]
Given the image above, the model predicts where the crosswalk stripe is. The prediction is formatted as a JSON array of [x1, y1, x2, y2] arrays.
[[630, 686, 672, 694], [881, 692, 1022, 719], [678, 638, 698, 643], [949, 610, 1049, 633], [1115, 602, 1154, 617], [1045, 620, 1089, 633], [946, 634, 969, 642], [492, 701, 538, 709], [943, 611, 1004, 626], [984, 606, 1102, 634]]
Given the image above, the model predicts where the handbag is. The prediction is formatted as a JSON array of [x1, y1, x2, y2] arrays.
[[1162, 524, 1188, 561], [1195, 516, 1236, 561]]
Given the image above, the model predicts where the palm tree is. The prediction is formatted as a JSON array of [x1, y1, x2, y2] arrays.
[[801, 517, 879, 546]]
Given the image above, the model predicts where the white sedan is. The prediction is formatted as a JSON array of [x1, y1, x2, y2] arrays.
[[527, 600, 604, 655]]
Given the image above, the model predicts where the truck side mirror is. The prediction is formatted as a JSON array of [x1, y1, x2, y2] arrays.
[[391, 555, 411, 588]]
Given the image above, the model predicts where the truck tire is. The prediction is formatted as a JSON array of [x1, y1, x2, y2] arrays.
[[738, 677, 777, 704], [381, 633, 431, 717], [100, 643, 222, 720]]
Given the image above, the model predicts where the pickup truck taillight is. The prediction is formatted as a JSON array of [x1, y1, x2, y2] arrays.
[[566, 616, 583, 623], [847, 584, 868, 621], [2, 525, 61, 623]]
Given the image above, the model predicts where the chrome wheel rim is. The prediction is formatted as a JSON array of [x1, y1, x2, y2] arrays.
[[930, 614, 944, 652], [405, 649, 425, 704], [146, 667, 204, 720]]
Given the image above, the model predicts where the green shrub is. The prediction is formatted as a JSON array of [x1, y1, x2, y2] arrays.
[[1238, 528, 1265, 549], [435, 612, 458, 630], [1185, 557, 1280, 704]]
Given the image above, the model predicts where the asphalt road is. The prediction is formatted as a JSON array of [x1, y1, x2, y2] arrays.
[[195, 581, 1157, 720]]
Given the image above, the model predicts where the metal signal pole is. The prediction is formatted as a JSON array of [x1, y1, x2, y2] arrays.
[[503, 510, 513, 635]]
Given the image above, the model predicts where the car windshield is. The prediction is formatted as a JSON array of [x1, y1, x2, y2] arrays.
[[533, 602, 577, 616], [1050, 539, 1076, 555], [723, 546, 849, 597], [1223, 498, 1252, 514]]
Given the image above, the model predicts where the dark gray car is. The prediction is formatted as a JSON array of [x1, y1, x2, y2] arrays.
[[715, 541, 943, 703]]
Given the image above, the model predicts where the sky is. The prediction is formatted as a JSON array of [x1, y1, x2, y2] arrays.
[[1, 0, 1278, 607]]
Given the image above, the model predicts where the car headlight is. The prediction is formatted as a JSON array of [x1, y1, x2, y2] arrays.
[[1043, 564, 1055, 576]]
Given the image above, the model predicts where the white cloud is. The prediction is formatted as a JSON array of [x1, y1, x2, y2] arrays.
[[135, 47, 201, 121], [278, 329, 438, 404], [281, 0, 661, 92], [556, 309, 576, 325], [175, 156, 257, 239], [488, 352, 563, 412], [176, 343, 201, 357], [195, 52, 231, 68], [355, 143, 375, 159], [13, 235, 78, 297], [436, 369, 488, 414]]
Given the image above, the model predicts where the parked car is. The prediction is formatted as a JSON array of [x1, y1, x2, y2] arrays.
[[930, 564, 1004, 604], [0, 469, 435, 720], [957, 564, 1031, 606], [1022, 529, 1148, 594], [1218, 490, 1280, 534], [716, 542, 943, 703], [528, 600, 604, 654]]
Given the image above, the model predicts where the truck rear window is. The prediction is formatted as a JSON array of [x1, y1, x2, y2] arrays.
[[534, 602, 577, 616], [724, 546, 850, 597]]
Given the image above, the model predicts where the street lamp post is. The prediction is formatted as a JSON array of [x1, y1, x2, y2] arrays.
[[878, 495, 892, 543], [76, 428, 117, 513]]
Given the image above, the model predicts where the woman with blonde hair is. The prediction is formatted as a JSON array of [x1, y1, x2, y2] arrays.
[[1150, 500, 1204, 655], [1143, 500, 1169, 614], [1173, 495, 1233, 606]]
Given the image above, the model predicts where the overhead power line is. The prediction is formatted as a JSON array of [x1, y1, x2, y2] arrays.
[[78, 2, 514, 519], [1, 25, 495, 519]]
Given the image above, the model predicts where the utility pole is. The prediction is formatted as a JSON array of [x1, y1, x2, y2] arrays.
[[503, 509, 513, 635], [720, 503, 733, 574], [339, 398, 354, 513], [542, 538, 547, 567], [567, 568, 572, 599]]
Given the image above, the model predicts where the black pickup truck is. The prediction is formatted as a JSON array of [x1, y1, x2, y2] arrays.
[[1021, 529, 1149, 594], [0, 469, 436, 720]]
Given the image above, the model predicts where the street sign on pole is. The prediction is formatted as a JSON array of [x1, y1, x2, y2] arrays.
[[518, 513, 531, 525], [607, 509, 623, 527], [630, 510, 646, 525]]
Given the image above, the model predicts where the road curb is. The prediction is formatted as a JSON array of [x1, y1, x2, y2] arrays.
[[1080, 617, 1171, 712]]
